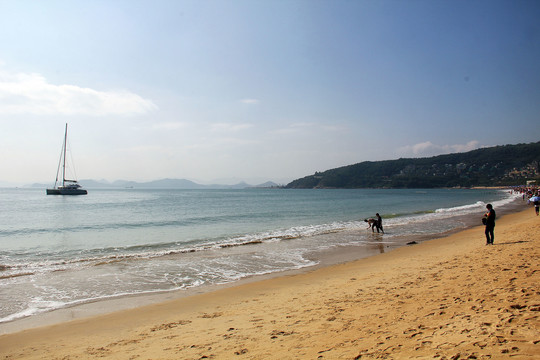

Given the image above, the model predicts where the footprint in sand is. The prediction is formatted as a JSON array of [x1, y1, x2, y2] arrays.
[[199, 312, 223, 318]]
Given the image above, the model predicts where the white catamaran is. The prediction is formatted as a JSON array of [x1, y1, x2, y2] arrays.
[[46, 123, 88, 196]]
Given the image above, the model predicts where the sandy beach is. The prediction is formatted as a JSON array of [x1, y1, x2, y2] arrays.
[[1, 206, 538, 359]]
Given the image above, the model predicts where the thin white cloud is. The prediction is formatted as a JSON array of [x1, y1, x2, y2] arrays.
[[151, 121, 187, 130], [271, 128, 297, 135], [239, 98, 260, 104], [119, 145, 166, 154], [290, 122, 316, 128], [210, 122, 253, 132], [398, 140, 480, 157], [184, 134, 259, 150], [0, 69, 157, 116], [271, 122, 344, 135]]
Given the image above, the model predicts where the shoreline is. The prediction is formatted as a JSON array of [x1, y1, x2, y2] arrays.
[[1, 204, 538, 358], [0, 197, 525, 335], [0, 228, 445, 335]]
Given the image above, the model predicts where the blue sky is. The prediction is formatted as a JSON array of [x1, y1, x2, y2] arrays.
[[1, 0, 539, 185]]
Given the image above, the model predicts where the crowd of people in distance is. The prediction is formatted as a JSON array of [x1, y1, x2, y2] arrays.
[[511, 185, 540, 216], [511, 184, 539, 197]]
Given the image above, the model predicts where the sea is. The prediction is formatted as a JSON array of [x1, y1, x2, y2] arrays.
[[0, 187, 520, 326]]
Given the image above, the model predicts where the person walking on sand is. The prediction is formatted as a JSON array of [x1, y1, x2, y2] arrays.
[[375, 213, 384, 234], [483, 204, 496, 245]]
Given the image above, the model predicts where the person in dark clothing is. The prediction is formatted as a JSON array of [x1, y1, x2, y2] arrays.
[[364, 218, 377, 231], [375, 213, 384, 234], [483, 204, 496, 245]]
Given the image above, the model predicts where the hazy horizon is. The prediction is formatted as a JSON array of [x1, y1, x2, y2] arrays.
[[7, 176, 291, 188]]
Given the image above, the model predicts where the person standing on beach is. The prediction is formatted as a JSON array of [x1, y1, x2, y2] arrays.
[[484, 204, 496, 245], [375, 213, 384, 234]]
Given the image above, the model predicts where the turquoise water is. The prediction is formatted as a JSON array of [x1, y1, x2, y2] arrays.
[[0, 187, 516, 323]]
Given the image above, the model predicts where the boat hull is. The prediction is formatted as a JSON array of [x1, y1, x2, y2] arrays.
[[46, 188, 88, 195]]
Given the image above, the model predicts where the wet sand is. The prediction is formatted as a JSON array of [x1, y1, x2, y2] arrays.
[[1, 206, 538, 359]]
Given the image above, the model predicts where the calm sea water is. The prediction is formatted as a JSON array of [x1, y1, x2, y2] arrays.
[[0, 187, 517, 323]]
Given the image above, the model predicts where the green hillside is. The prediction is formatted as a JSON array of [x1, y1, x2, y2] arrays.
[[285, 142, 540, 189]]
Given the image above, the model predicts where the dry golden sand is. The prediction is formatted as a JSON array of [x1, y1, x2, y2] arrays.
[[1, 208, 539, 360]]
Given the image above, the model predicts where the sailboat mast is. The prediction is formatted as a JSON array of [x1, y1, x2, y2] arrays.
[[62, 123, 68, 187]]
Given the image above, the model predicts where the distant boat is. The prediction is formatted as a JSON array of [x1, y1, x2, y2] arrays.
[[46, 124, 88, 196]]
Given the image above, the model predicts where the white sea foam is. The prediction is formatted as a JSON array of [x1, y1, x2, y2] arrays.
[[435, 200, 486, 213], [435, 190, 518, 214]]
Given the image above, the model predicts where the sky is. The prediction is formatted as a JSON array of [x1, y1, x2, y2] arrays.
[[1, 0, 539, 186]]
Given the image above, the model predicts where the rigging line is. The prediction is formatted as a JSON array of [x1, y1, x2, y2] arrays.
[[53, 134, 65, 188], [66, 137, 79, 182]]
